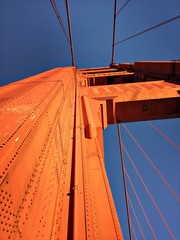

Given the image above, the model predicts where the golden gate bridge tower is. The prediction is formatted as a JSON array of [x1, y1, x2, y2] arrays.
[[0, 1, 180, 239]]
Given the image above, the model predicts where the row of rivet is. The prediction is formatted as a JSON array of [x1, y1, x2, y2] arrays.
[[51, 93, 74, 239], [0, 82, 64, 239], [0, 81, 58, 149], [0, 82, 62, 184]]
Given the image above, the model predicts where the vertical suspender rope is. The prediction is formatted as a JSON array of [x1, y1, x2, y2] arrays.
[[128, 197, 146, 240], [111, 0, 117, 64], [50, 0, 70, 43], [50, 0, 75, 66], [65, 0, 75, 66], [125, 168, 158, 240], [122, 123, 180, 204], [123, 143, 176, 239], [147, 121, 180, 150], [117, 123, 132, 240]]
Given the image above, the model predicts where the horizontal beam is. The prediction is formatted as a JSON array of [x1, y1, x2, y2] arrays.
[[111, 61, 180, 80], [79, 79, 180, 125]]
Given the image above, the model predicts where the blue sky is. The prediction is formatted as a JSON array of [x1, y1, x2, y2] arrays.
[[0, 1, 180, 239]]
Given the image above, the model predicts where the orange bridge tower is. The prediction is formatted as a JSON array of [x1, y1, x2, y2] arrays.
[[0, 61, 180, 239]]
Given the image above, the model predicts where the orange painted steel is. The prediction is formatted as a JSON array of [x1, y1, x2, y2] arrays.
[[0, 68, 75, 239], [0, 61, 180, 239]]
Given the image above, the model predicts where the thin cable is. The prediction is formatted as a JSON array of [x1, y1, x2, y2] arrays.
[[65, 0, 75, 66], [111, 0, 118, 64], [147, 121, 180, 150], [130, 219, 138, 240], [115, 15, 180, 45], [128, 197, 146, 240], [116, 0, 130, 16], [123, 144, 176, 239], [117, 123, 132, 240], [125, 168, 158, 240], [122, 123, 180, 204], [50, 0, 70, 43]]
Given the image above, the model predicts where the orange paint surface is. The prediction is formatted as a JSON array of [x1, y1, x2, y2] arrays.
[[0, 62, 179, 239]]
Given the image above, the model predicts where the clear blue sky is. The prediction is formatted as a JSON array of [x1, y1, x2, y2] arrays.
[[0, 1, 180, 239]]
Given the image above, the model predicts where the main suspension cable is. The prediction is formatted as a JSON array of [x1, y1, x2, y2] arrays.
[[117, 123, 132, 240], [115, 15, 180, 45]]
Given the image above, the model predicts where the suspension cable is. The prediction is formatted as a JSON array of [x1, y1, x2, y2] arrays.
[[111, 0, 118, 64], [117, 123, 132, 240], [65, 0, 75, 66], [130, 220, 138, 240], [125, 168, 158, 240], [116, 0, 130, 16], [50, 0, 70, 43], [128, 197, 146, 240], [123, 144, 176, 239], [122, 123, 180, 204], [147, 121, 180, 150], [115, 15, 180, 45]]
